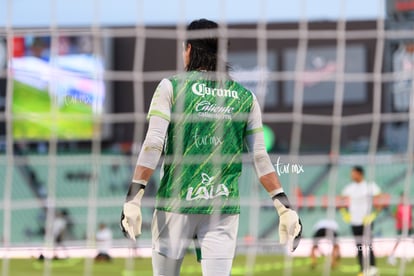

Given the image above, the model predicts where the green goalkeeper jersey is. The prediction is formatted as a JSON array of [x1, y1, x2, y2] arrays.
[[148, 71, 256, 214]]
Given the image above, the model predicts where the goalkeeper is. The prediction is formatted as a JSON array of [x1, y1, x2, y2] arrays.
[[121, 18, 302, 276], [340, 166, 381, 276]]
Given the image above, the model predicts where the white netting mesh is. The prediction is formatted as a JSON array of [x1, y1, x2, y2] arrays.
[[1, 1, 414, 276]]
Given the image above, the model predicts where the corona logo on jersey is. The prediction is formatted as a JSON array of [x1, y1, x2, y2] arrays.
[[191, 82, 239, 100], [185, 173, 229, 201]]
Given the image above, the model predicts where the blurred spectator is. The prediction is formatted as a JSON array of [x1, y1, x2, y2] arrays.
[[61, 209, 75, 240], [95, 223, 113, 262], [388, 192, 413, 265], [310, 218, 340, 269], [30, 37, 50, 61], [52, 210, 68, 259]]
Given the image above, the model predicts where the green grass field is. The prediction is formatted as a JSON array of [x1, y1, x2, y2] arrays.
[[2, 256, 414, 276]]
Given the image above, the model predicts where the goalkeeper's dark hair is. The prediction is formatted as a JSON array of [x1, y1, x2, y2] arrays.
[[185, 18, 228, 72], [352, 165, 364, 176]]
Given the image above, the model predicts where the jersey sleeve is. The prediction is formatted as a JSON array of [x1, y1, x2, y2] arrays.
[[342, 185, 351, 196], [245, 96, 275, 177], [147, 78, 173, 121], [246, 95, 263, 136], [370, 182, 381, 196], [136, 116, 169, 169]]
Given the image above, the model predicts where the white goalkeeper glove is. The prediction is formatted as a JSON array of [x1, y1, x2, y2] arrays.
[[272, 189, 302, 252], [120, 180, 147, 241]]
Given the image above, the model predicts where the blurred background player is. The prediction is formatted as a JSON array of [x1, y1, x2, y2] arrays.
[[95, 223, 113, 262], [120, 18, 302, 276], [310, 218, 340, 269], [340, 166, 381, 276], [388, 192, 413, 265], [52, 210, 68, 260]]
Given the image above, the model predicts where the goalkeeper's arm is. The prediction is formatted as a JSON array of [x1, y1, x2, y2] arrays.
[[246, 99, 302, 252], [120, 116, 169, 240]]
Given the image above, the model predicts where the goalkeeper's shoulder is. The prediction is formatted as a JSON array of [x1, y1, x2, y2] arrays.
[[223, 78, 256, 100]]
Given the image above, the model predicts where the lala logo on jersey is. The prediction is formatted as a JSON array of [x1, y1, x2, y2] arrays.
[[191, 82, 239, 100], [185, 173, 229, 201]]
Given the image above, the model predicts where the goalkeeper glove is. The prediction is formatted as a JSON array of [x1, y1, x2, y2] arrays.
[[363, 211, 378, 226], [339, 208, 351, 223], [120, 180, 147, 241], [272, 190, 302, 252]]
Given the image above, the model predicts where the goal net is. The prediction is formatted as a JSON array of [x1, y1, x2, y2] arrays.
[[1, 1, 414, 276]]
